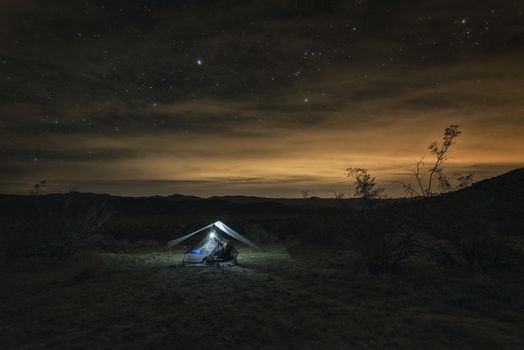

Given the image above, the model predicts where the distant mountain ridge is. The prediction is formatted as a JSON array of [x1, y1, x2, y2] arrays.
[[0, 168, 522, 244], [0, 168, 522, 219]]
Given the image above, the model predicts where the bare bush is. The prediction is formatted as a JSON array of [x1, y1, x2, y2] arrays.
[[429, 234, 524, 272], [301, 189, 313, 199], [351, 217, 419, 275], [342, 168, 418, 274], [328, 191, 346, 200], [3, 198, 113, 257], [346, 168, 386, 200], [403, 125, 473, 197], [30, 180, 47, 195]]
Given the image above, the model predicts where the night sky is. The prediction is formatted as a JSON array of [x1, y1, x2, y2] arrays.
[[1, 0, 524, 197]]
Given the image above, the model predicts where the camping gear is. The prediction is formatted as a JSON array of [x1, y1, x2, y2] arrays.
[[167, 221, 256, 266]]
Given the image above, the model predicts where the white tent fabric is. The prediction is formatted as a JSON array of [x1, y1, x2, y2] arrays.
[[167, 221, 257, 248], [214, 221, 257, 247], [166, 223, 213, 248]]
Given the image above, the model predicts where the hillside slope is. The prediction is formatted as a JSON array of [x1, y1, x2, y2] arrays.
[[391, 168, 524, 237]]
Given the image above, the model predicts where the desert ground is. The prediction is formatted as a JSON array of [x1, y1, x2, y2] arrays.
[[2, 244, 523, 349], [2, 169, 524, 349]]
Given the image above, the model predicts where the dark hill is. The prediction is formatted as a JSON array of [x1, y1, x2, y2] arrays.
[[1, 168, 522, 241], [443, 167, 524, 200], [387, 168, 524, 237], [431, 168, 524, 218], [0, 192, 302, 219]]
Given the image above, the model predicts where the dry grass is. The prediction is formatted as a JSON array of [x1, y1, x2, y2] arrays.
[[1, 245, 523, 349]]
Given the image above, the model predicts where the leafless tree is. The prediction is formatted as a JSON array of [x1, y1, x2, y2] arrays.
[[404, 125, 472, 197]]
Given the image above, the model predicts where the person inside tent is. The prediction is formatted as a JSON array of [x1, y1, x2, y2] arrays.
[[216, 238, 237, 261]]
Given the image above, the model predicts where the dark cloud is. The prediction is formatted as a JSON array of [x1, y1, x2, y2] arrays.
[[1, 0, 524, 196]]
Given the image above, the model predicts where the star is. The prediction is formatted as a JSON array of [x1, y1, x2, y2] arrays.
[[196, 58, 203, 65]]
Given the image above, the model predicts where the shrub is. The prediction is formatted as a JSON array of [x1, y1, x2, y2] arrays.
[[2, 198, 113, 257], [351, 216, 419, 275], [431, 233, 524, 272]]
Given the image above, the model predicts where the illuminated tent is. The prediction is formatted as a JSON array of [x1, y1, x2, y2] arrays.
[[167, 221, 256, 266]]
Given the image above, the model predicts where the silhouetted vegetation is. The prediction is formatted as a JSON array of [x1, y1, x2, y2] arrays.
[[429, 234, 524, 272], [402, 125, 473, 197], [30, 180, 47, 195], [346, 167, 386, 200], [300, 189, 310, 199], [1, 197, 113, 257], [357, 215, 421, 274], [340, 168, 418, 274]]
